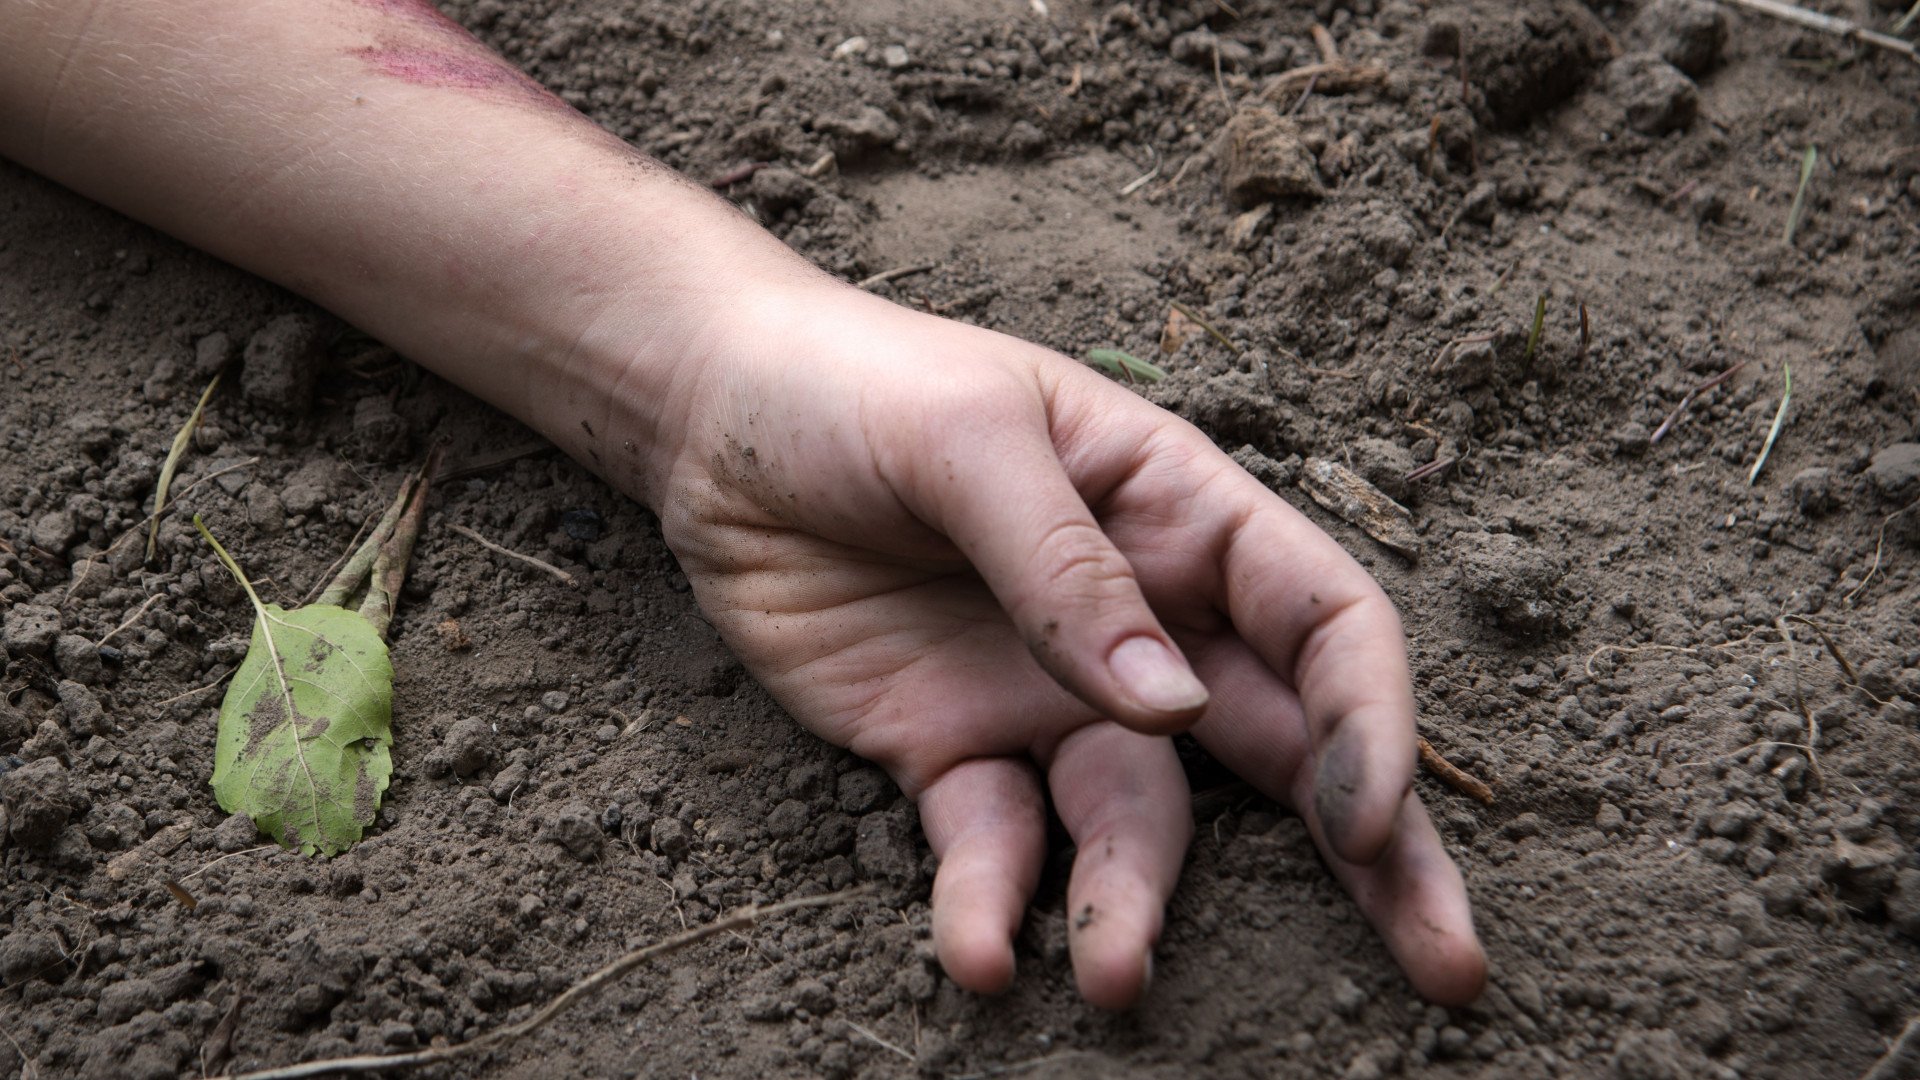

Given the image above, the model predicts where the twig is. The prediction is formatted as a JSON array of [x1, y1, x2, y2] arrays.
[[1417, 736, 1493, 805], [847, 1021, 916, 1064], [210, 888, 869, 1080], [96, 593, 163, 647], [1712, 0, 1918, 61], [1784, 614, 1858, 685], [1650, 359, 1750, 444], [855, 264, 937, 290], [449, 523, 576, 586], [1746, 362, 1791, 486], [149, 374, 220, 563], [1843, 498, 1920, 605], [1118, 149, 1161, 197], [1167, 301, 1240, 355], [1404, 456, 1457, 483]]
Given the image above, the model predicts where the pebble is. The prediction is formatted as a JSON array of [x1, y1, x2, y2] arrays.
[[881, 43, 910, 68], [1329, 975, 1368, 1018], [193, 332, 233, 378], [540, 690, 570, 713], [57, 679, 109, 735], [1787, 466, 1837, 515], [1602, 52, 1698, 135], [442, 717, 492, 777], [766, 798, 809, 839], [490, 761, 530, 802], [241, 313, 323, 414], [1629, 0, 1727, 76], [31, 509, 78, 555]]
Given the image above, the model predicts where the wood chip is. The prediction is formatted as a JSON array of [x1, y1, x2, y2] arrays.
[[1297, 457, 1422, 561]]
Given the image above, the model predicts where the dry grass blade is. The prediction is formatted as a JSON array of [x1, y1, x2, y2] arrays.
[[1897, 0, 1920, 34], [1714, 0, 1918, 60], [147, 373, 219, 562], [1784, 144, 1818, 247], [1651, 359, 1750, 444], [1167, 300, 1240, 354], [210, 888, 868, 1080], [1843, 498, 1919, 605], [1746, 362, 1791, 485], [449, 523, 576, 586]]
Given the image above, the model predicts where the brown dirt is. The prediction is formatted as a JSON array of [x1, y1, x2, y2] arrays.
[[4, 0, 1920, 1077]]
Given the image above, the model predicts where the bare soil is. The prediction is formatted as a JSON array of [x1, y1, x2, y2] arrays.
[[4, 1, 1920, 1077]]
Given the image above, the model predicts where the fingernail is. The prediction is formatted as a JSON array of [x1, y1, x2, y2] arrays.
[[1109, 637, 1208, 715]]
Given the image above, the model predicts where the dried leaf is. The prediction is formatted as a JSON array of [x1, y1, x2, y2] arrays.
[[1298, 457, 1422, 561], [1160, 307, 1196, 355]]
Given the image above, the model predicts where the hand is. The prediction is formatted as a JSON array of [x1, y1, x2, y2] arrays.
[[635, 281, 1487, 1008]]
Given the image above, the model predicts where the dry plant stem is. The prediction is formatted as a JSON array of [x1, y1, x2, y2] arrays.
[[1774, 614, 1824, 789], [1714, 0, 1919, 60], [1746, 362, 1791, 486], [148, 373, 220, 563], [1417, 736, 1494, 805], [359, 446, 443, 638], [1167, 300, 1240, 354], [0, 1020, 37, 1080], [211, 888, 869, 1080], [96, 592, 162, 647], [449, 523, 577, 586], [854, 263, 936, 290], [1650, 359, 1751, 444], [1784, 614, 1859, 686], [848, 1021, 916, 1063], [315, 473, 416, 608], [1783, 145, 1818, 247]]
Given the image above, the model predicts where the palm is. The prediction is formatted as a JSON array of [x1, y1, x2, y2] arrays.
[[651, 286, 1484, 1008]]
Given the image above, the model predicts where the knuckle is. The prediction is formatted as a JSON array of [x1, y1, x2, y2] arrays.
[[1028, 520, 1137, 604]]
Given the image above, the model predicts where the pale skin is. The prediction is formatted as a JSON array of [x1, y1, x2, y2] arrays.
[[1, 1, 1487, 1008]]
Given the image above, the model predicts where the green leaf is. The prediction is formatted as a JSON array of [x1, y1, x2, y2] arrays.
[[1085, 348, 1167, 384], [212, 602, 394, 856]]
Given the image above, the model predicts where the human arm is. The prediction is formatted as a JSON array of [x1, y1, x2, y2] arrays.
[[0, 0, 1486, 1007]]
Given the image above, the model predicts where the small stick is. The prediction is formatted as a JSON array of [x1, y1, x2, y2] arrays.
[[147, 374, 221, 563], [210, 889, 869, 1080], [1310, 23, 1340, 64], [1118, 149, 1161, 197], [1783, 145, 1818, 247], [96, 593, 163, 647], [1167, 300, 1240, 354], [1713, 0, 1918, 60], [1784, 614, 1859, 686], [1650, 359, 1751, 444], [1746, 362, 1791, 486], [449, 523, 576, 586], [855, 264, 937, 290], [1417, 737, 1493, 804], [1897, 0, 1920, 34], [1404, 456, 1457, 483]]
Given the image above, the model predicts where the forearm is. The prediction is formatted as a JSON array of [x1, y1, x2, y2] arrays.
[[0, 0, 815, 502]]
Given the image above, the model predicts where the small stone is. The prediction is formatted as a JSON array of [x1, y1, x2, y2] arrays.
[[817, 105, 898, 156], [1329, 975, 1368, 1018], [881, 43, 910, 68], [194, 332, 234, 377], [490, 762, 530, 802], [246, 487, 287, 535], [54, 635, 104, 685], [0, 930, 65, 985], [1602, 52, 1698, 135], [651, 816, 691, 860], [212, 812, 260, 852], [1708, 800, 1761, 839], [1455, 533, 1572, 633], [540, 690, 570, 713], [1222, 104, 1323, 206], [1628, 0, 1727, 76], [442, 717, 492, 777], [1596, 802, 1626, 834], [540, 801, 604, 861], [1866, 443, 1920, 501], [836, 768, 890, 813], [241, 313, 325, 414], [348, 395, 409, 463], [2, 604, 62, 656]]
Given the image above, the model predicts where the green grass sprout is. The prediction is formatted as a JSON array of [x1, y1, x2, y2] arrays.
[[1783, 145, 1817, 248], [1747, 362, 1792, 486], [1523, 293, 1547, 363], [1085, 348, 1167, 384]]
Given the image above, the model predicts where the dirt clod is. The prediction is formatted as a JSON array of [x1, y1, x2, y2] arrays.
[[1603, 53, 1699, 136], [1629, 0, 1728, 76], [1221, 104, 1322, 207], [241, 313, 324, 414]]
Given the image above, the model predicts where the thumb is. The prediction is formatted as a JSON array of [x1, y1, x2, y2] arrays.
[[912, 419, 1206, 735]]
